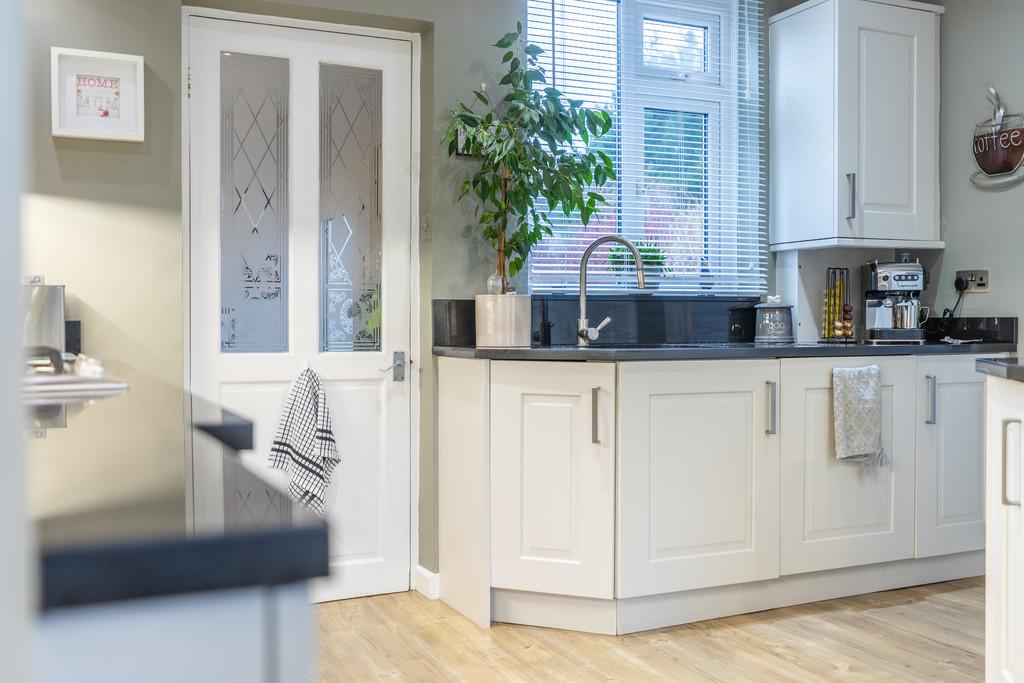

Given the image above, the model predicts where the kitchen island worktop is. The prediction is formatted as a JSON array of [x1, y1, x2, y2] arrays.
[[34, 397, 327, 611], [976, 357, 1024, 382], [435, 341, 1015, 362]]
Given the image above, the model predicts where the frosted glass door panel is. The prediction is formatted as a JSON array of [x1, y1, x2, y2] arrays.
[[220, 52, 289, 353], [320, 64, 382, 353]]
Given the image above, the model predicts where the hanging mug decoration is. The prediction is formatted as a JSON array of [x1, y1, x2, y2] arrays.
[[971, 86, 1024, 189]]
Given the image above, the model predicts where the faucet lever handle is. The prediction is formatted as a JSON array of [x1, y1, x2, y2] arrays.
[[581, 316, 613, 342]]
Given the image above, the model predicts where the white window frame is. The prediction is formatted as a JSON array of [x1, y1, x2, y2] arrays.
[[528, 0, 761, 295], [620, 0, 741, 292]]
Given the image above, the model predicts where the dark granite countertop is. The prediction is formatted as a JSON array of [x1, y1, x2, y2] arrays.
[[34, 396, 328, 611], [976, 357, 1024, 382], [435, 341, 1016, 362]]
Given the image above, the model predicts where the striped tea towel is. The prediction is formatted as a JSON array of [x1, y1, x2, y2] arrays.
[[268, 369, 339, 514], [832, 365, 888, 467]]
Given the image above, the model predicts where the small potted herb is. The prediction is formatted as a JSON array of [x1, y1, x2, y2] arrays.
[[443, 23, 615, 347], [608, 240, 667, 283]]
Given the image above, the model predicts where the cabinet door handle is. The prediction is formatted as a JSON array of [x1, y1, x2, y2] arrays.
[[925, 375, 937, 424], [1002, 418, 1022, 507], [591, 386, 599, 444], [846, 173, 857, 220], [766, 380, 778, 435]]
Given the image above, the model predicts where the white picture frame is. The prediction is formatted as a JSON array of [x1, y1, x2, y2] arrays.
[[51, 47, 145, 142]]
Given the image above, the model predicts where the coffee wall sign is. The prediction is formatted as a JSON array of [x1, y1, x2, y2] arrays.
[[971, 86, 1024, 189], [51, 48, 145, 142]]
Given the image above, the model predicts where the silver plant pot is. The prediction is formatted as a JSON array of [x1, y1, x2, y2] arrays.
[[475, 294, 532, 348]]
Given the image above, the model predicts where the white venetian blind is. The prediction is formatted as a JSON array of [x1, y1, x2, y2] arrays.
[[526, 0, 767, 294]]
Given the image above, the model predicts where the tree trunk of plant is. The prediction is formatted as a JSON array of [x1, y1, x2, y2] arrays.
[[496, 228, 507, 294], [498, 169, 511, 294]]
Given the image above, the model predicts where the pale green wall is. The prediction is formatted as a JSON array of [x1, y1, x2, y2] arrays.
[[933, 0, 1024, 326], [24, 0, 186, 518]]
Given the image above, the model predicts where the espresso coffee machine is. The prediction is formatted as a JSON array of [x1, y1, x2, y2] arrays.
[[861, 255, 929, 344]]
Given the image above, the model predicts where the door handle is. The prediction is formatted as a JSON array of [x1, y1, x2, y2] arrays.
[[379, 351, 406, 382], [925, 375, 937, 424], [766, 380, 778, 435], [591, 386, 600, 444], [846, 172, 857, 220], [1002, 418, 1021, 507]]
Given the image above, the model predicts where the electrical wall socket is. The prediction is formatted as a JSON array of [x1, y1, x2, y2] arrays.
[[956, 269, 990, 293]]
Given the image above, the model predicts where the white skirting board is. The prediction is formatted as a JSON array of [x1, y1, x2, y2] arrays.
[[413, 565, 439, 600], [490, 552, 983, 635]]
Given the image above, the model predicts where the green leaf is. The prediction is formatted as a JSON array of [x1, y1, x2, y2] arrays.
[[502, 50, 514, 63], [495, 31, 518, 48], [524, 44, 544, 57]]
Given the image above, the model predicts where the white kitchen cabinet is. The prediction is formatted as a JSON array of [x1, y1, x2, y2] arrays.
[[986, 375, 1024, 683], [617, 360, 781, 598], [780, 356, 916, 574], [915, 356, 988, 558], [769, 0, 942, 250], [489, 361, 616, 599]]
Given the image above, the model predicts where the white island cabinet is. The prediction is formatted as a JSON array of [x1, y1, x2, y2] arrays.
[[438, 352, 995, 635], [618, 360, 780, 597], [985, 371, 1024, 683]]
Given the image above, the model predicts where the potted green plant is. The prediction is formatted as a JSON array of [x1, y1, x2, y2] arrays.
[[443, 23, 616, 347]]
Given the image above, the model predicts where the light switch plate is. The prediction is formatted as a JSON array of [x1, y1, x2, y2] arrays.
[[956, 269, 990, 293]]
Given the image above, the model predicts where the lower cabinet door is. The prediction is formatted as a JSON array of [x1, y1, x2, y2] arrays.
[[915, 355, 988, 558], [490, 361, 616, 599], [780, 356, 916, 575], [617, 360, 781, 598]]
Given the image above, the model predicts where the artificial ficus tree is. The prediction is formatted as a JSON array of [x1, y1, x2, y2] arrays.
[[442, 22, 616, 295]]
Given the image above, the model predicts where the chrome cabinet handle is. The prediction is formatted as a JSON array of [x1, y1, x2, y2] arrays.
[[766, 380, 778, 435], [1002, 418, 1022, 507], [591, 386, 599, 444], [925, 375, 937, 424], [846, 173, 857, 220]]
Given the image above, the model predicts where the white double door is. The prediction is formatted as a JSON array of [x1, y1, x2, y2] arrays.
[[187, 15, 413, 601]]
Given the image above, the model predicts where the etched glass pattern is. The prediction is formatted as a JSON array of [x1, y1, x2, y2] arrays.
[[320, 64, 383, 352], [220, 53, 289, 353]]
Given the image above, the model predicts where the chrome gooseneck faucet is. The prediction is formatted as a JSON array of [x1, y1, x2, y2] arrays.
[[577, 235, 645, 347]]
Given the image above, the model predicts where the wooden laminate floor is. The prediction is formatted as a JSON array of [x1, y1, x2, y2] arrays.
[[318, 577, 984, 682]]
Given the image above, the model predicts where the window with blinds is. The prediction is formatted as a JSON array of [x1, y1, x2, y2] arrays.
[[526, 0, 766, 294]]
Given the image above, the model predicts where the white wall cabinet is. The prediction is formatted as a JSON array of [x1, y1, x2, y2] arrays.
[[915, 356, 988, 558], [489, 361, 616, 599], [986, 375, 1024, 683], [617, 361, 781, 598], [780, 356, 917, 574], [770, 0, 942, 250]]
